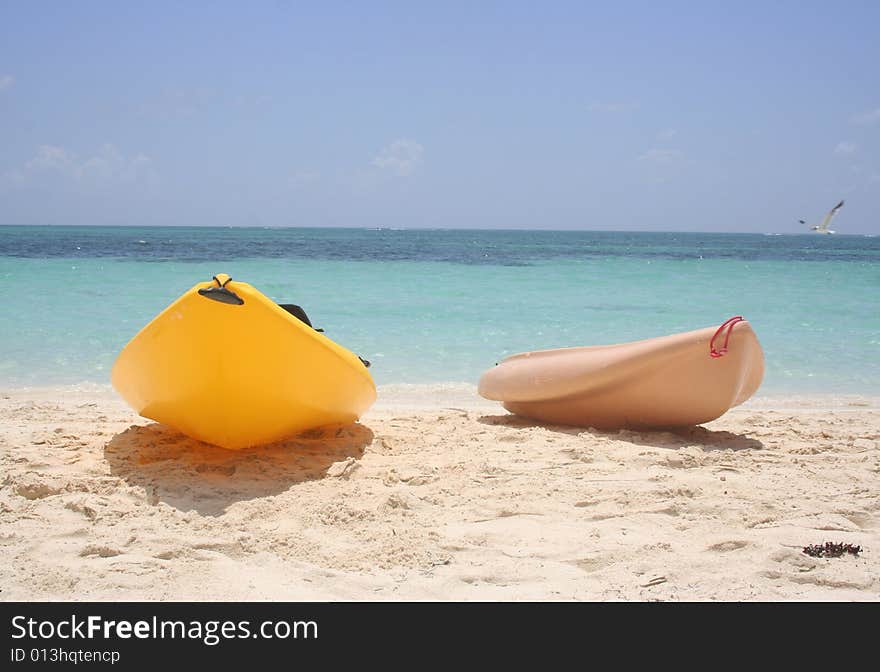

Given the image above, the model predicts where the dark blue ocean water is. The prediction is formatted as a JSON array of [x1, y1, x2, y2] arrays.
[[1, 225, 878, 264]]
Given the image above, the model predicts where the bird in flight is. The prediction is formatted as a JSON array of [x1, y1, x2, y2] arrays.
[[799, 200, 844, 234]]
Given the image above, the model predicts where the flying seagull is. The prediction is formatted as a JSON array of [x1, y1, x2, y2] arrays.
[[799, 200, 844, 234]]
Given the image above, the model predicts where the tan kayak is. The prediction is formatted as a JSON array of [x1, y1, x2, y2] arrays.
[[478, 317, 764, 429]]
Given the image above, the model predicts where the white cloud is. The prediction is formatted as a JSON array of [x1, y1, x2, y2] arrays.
[[851, 107, 880, 126], [637, 148, 683, 164], [0, 75, 13, 92], [372, 139, 424, 177], [834, 141, 857, 155], [81, 145, 151, 183], [25, 145, 76, 172], [657, 128, 677, 139], [588, 102, 638, 113], [3, 144, 152, 188]]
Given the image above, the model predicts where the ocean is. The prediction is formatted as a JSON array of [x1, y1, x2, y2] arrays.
[[0, 225, 877, 394]]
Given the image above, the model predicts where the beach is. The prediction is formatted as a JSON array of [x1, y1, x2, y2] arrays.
[[2, 228, 878, 602], [2, 383, 877, 601], [3, 2, 880, 647]]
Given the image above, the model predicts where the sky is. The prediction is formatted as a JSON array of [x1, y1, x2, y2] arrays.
[[1, 1, 878, 233]]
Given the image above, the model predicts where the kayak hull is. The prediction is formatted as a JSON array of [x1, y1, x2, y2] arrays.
[[478, 321, 764, 429], [111, 276, 376, 450]]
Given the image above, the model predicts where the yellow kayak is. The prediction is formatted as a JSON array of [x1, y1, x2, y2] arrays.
[[111, 274, 376, 450]]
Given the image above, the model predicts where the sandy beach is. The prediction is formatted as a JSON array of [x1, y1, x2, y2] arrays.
[[1, 383, 877, 602]]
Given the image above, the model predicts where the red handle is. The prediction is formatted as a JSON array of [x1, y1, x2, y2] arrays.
[[709, 316, 744, 358]]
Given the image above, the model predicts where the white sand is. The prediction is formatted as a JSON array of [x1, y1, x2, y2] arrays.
[[1, 383, 878, 601]]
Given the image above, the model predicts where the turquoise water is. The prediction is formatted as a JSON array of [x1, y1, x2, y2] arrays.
[[1, 226, 878, 393]]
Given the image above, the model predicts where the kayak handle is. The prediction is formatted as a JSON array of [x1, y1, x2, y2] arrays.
[[710, 316, 744, 358], [198, 286, 244, 305], [198, 274, 244, 305]]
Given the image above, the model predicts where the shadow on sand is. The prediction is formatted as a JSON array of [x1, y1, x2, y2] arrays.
[[104, 421, 374, 516], [477, 413, 764, 452]]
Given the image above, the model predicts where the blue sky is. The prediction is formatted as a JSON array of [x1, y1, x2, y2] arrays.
[[1, 1, 878, 233]]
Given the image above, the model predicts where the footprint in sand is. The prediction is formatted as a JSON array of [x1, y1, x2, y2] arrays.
[[707, 540, 750, 552], [570, 556, 614, 573], [79, 545, 122, 558]]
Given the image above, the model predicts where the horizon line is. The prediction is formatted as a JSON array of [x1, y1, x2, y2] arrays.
[[0, 223, 870, 236]]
